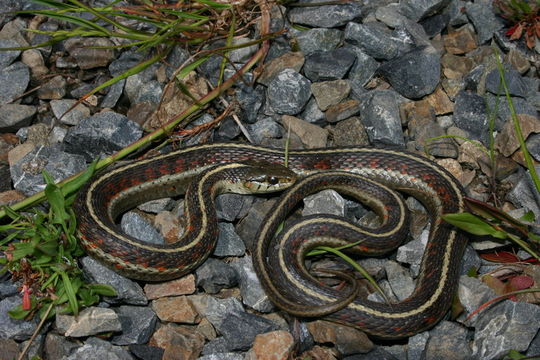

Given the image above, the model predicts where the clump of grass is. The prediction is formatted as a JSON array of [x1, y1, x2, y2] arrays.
[[0, 163, 116, 320], [493, 0, 540, 49]]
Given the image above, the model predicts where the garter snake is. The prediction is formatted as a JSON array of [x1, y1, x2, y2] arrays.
[[74, 142, 465, 338]]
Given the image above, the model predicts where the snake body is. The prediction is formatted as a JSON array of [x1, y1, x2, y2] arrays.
[[74, 143, 466, 338]]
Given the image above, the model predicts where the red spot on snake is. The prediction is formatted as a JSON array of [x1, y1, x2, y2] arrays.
[[369, 160, 378, 168], [115, 263, 124, 270], [313, 160, 331, 169]]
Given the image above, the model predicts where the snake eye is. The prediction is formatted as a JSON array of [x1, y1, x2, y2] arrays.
[[267, 176, 279, 185]]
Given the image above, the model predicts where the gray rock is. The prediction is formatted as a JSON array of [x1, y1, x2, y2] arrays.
[[343, 347, 399, 359], [267, 69, 311, 115], [111, 306, 157, 345], [64, 37, 115, 69], [0, 104, 36, 132], [247, 116, 283, 143], [195, 258, 238, 294], [0, 281, 18, 299], [163, 46, 190, 80], [383, 344, 408, 360], [295, 28, 342, 55], [408, 332, 430, 360], [201, 337, 230, 356], [303, 48, 356, 82], [299, 97, 326, 125], [100, 79, 125, 109], [49, 126, 68, 144], [506, 166, 540, 218], [237, 84, 265, 124], [214, 222, 246, 257], [216, 193, 254, 222], [485, 66, 527, 98], [375, 3, 407, 28], [0, 0, 22, 27], [425, 321, 472, 359], [399, 0, 451, 21], [44, 332, 79, 360], [50, 99, 90, 126], [460, 245, 482, 275], [384, 260, 415, 301], [128, 345, 164, 360], [63, 111, 143, 162], [526, 330, 540, 358], [132, 80, 162, 105], [420, 0, 460, 37], [357, 90, 406, 146], [120, 211, 164, 245], [216, 117, 241, 140], [37, 75, 67, 100], [288, 0, 365, 28], [0, 62, 29, 105], [56, 307, 122, 337], [396, 229, 428, 276], [236, 199, 276, 250], [346, 45, 379, 87], [10, 145, 87, 196], [485, 94, 538, 132], [0, 295, 40, 340], [137, 198, 174, 214], [344, 22, 402, 60], [472, 301, 540, 359], [109, 51, 146, 78], [527, 133, 540, 162], [200, 296, 245, 328], [378, 46, 440, 99], [80, 257, 148, 306], [303, 189, 345, 217], [229, 37, 258, 63], [457, 275, 497, 322], [198, 354, 243, 360], [231, 256, 274, 313], [65, 337, 133, 360], [452, 91, 489, 145], [0, 39, 21, 70], [217, 311, 278, 351], [465, 1, 504, 44]]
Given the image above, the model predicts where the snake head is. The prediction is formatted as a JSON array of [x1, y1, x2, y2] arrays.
[[240, 161, 297, 193]]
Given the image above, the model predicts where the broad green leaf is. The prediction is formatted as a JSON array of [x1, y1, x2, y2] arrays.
[[520, 210, 536, 223], [61, 159, 98, 197], [11, 243, 36, 261], [8, 305, 33, 320], [442, 213, 508, 239], [59, 271, 79, 316], [43, 171, 70, 225], [505, 349, 526, 359], [36, 239, 59, 256], [88, 284, 117, 297]]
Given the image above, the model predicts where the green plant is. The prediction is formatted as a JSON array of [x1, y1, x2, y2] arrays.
[[494, 0, 540, 49], [0, 163, 116, 320]]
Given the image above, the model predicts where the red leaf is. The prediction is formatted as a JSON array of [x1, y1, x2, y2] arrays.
[[506, 275, 534, 292], [480, 251, 521, 263], [508, 23, 524, 40], [22, 284, 31, 311]]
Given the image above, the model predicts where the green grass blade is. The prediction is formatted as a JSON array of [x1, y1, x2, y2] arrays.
[[310, 245, 390, 304]]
